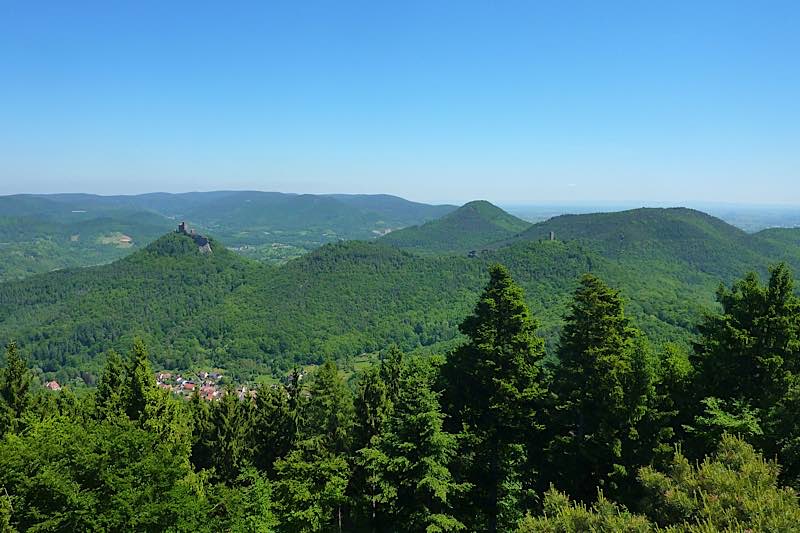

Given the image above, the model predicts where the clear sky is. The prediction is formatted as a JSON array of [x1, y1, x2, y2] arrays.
[[1, 1, 798, 204]]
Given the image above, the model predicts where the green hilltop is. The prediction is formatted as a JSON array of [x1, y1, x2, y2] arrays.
[[380, 200, 531, 253], [3, 205, 800, 385]]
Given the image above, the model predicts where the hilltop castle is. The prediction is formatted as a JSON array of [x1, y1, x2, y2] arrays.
[[177, 222, 212, 253]]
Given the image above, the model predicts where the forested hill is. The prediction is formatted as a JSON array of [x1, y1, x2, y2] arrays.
[[380, 200, 531, 253], [4, 204, 800, 387], [0, 231, 265, 379], [0, 192, 457, 281], [506, 207, 798, 279]]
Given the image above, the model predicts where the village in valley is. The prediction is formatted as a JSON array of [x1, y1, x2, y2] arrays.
[[155, 370, 258, 401]]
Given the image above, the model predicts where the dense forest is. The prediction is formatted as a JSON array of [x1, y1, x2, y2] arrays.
[[3, 261, 800, 531], [3, 205, 800, 387], [0, 193, 455, 281]]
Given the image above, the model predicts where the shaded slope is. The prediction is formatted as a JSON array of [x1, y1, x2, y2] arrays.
[[381, 200, 531, 253]]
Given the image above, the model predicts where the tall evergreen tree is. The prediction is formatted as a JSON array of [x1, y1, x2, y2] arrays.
[[123, 338, 156, 421], [252, 384, 296, 474], [441, 264, 548, 532], [275, 359, 355, 531], [367, 358, 465, 532], [209, 389, 254, 483], [549, 274, 658, 502], [303, 359, 355, 454], [0, 341, 31, 435], [95, 349, 125, 418], [692, 263, 800, 410]]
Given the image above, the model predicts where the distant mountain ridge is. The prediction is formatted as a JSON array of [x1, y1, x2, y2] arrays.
[[0, 191, 457, 281], [380, 200, 531, 253]]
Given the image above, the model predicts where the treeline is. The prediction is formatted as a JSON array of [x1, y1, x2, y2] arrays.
[[2, 263, 800, 531]]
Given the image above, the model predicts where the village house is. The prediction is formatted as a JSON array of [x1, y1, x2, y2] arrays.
[[45, 380, 61, 391]]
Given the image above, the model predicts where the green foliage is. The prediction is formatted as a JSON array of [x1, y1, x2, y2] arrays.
[[4, 211, 800, 530], [123, 338, 156, 421], [0, 415, 209, 532], [549, 274, 659, 502], [442, 264, 547, 531], [0, 191, 455, 282], [274, 438, 350, 532], [638, 434, 800, 531], [7, 206, 800, 382], [274, 359, 354, 531], [207, 468, 278, 532], [517, 488, 652, 532], [359, 358, 465, 532], [692, 263, 800, 410], [95, 349, 125, 417], [252, 384, 296, 474], [381, 200, 531, 254], [0, 342, 30, 435], [522, 435, 800, 532]]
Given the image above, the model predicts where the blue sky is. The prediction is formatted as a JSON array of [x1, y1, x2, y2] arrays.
[[1, 1, 798, 204]]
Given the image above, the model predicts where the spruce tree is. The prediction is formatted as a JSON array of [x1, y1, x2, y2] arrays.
[[373, 358, 465, 532], [210, 389, 254, 483], [692, 263, 800, 410], [275, 359, 354, 531], [441, 264, 548, 531], [96, 349, 125, 418], [123, 339, 156, 421], [351, 365, 393, 529], [252, 384, 296, 474], [0, 341, 31, 435], [549, 274, 657, 502]]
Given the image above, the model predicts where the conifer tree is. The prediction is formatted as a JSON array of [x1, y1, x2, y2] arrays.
[[252, 384, 296, 474], [0, 341, 30, 435], [275, 359, 354, 531], [350, 365, 393, 528], [210, 389, 254, 483], [303, 359, 355, 454], [441, 264, 548, 532], [123, 338, 156, 421], [692, 263, 800, 410], [95, 349, 125, 417], [189, 391, 215, 471], [371, 358, 465, 532], [549, 274, 657, 502]]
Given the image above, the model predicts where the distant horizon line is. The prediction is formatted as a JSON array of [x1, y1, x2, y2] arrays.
[[2, 189, 799, 209]]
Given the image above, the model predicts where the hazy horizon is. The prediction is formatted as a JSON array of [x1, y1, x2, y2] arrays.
[[2, 2, 798, 204]]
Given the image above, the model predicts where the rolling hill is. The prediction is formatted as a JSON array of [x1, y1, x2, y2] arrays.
[[380, 200, 531, 253], [0, 192, 457, 281], [5, 204, 800, 387], [505, 207, 795, 279]]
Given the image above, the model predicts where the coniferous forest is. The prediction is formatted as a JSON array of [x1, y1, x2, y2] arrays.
[[3, 261, 800, 531]]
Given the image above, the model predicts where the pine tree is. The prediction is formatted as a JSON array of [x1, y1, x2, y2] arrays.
[[441, 264, 548, 531], [0, 341, 31, 435], [549, 274, 657, 502]]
